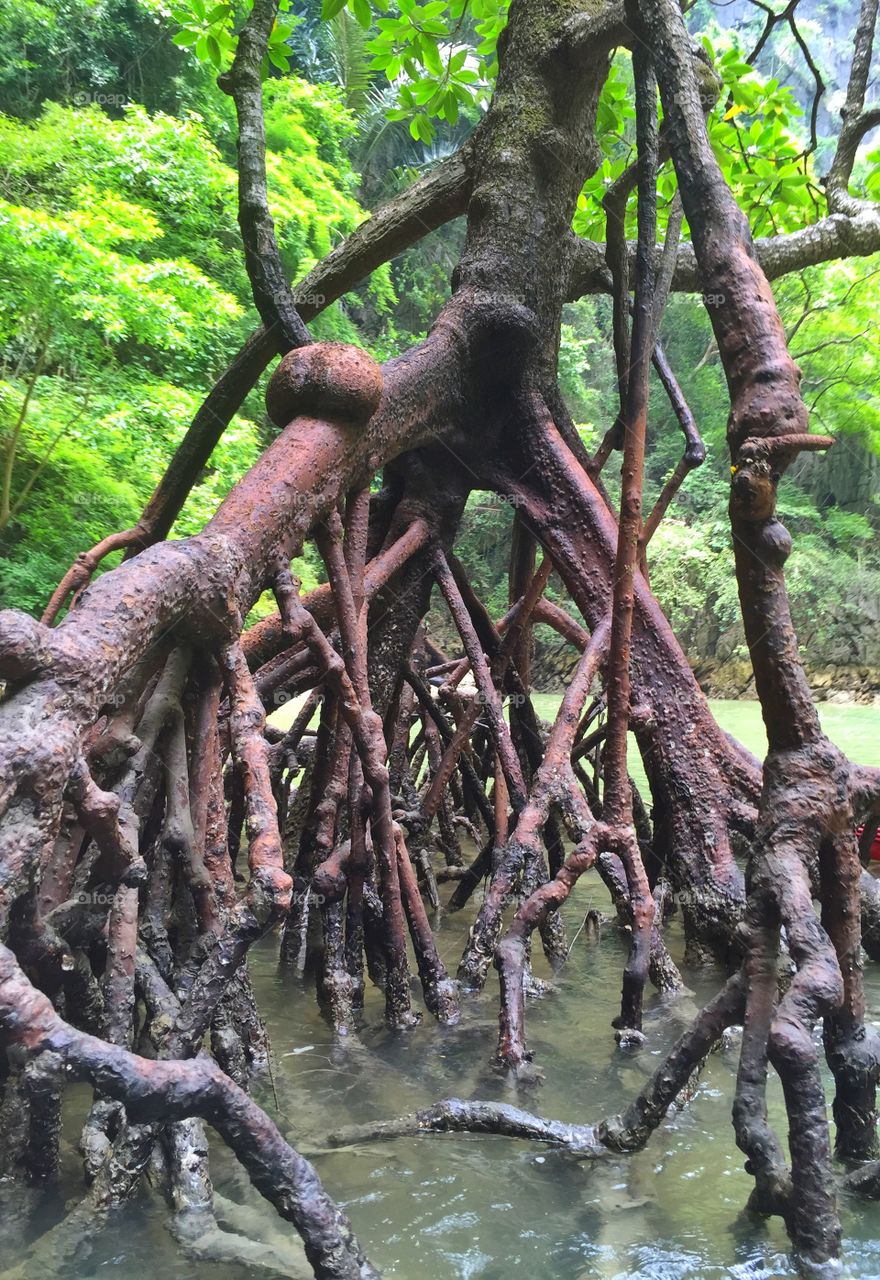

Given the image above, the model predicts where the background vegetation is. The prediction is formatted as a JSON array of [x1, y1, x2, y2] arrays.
[[1, 0, 877, 676]]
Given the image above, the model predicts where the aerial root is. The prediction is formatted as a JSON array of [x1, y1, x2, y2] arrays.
[[327, 1098, 604, 1155], [41, 526, 148, 627], [0, 943, 378, 1280], [161, 1119, 310, 1278]]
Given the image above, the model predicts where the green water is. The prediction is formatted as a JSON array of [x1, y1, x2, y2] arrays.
[[529, 694, 880, 802], [530, 693, 880, 766], [152, 886, 880, 1280], [24, 699, 880, 1279], [701, 698, 880, 769]]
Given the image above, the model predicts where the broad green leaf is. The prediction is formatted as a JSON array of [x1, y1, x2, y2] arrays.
[[321, 0, 348, 21], [351, 0, 372, 29]]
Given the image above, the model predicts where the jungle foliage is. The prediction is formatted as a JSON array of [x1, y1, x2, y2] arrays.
[[0, 0, 877, 669]]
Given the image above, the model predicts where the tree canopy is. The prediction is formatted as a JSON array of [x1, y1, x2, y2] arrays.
[[1, 0, 879, 662]]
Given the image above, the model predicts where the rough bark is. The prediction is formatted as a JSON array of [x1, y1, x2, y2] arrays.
[[3, 0, 880, 1275]]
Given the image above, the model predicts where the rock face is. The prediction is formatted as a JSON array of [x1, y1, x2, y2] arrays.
[[796, 435, 880, 521], [536, 647, 880, 704], [427, 608, 880, 704], [708, 605, 880, 672], [693, 658, 880, 704]]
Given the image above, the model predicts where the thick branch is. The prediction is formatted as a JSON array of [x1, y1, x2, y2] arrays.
[[825, 0, 879, 212], [329, 972, 745, 1156], [125, 147, 473, 554], [566, 207, 880, 298], [219, 0, 310, 349]]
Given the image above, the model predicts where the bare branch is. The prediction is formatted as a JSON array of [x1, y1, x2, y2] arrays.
[[566, 206, 880, 297], [219, 0, 310, 350]]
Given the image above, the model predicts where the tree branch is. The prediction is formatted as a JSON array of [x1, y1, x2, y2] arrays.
[[824, 0, 879, 212], [219, 0, 310, 350], [125, 142, 474, 556], [566, 206, 880, 298]]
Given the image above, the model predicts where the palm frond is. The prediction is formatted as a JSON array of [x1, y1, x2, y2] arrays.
[[327, 11, 370, 111]]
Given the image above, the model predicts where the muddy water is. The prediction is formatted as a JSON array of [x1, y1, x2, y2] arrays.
[[35, 873, 880, 1280], [237, 886, 880, 1280], [19, 700, 880, 1279]]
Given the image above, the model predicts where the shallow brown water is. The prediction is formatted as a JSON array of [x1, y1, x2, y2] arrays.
[[11, 697, 880, 1279], [26, 872, 880, 1280]]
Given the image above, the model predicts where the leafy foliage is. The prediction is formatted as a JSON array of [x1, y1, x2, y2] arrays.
[[1, 0, 878, 680], [0, 71, 391, 612], [0, 0, 209, 119], [172, 0, 299, 73], [574, 45, 821, 244]]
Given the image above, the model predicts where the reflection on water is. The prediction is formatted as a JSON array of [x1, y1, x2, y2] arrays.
[[15, 870, 880, 1279]]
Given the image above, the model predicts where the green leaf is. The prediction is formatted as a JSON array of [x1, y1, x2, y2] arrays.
[[409, 111, 434, 142], [351, 0, 372, 29], [421, 39, 443, 75], [411, 77, 438, 103], [321, 0, 348, 20]]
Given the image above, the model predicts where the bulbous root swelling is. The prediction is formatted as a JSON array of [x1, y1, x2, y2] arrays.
[[3, 0, 880, 1273]]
